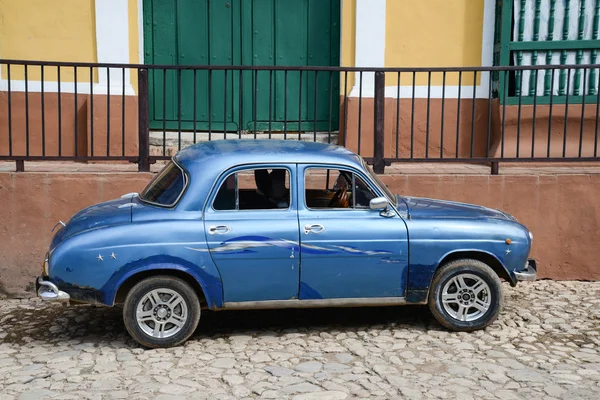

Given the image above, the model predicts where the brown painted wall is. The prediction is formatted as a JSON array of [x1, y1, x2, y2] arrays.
[[338, 97, 599, 160], [0, 172, 151, 296], [489, 104, 600, 158], [0, 92, 139, 157], [340, 98, 493, 159], [0, 170, 598, 297]]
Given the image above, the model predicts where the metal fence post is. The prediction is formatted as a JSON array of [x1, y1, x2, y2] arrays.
[[138, 68, 150, 172], [373, 71, 385, 174], [491, 162, 499, 175]]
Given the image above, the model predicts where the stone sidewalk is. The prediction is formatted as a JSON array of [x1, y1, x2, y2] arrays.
[[0, 281, 599, 399]]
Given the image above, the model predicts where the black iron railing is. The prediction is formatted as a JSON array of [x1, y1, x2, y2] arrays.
[[1, 59, 599, 173]]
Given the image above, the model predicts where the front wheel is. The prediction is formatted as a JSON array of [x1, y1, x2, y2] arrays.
[[123, 276, 201, 348], [428, 259, 503, 331]]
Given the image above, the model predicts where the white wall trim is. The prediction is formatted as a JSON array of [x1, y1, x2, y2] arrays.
[[0, 80, 136, 95], [95, 0, 135, 94], [349, 0, 496, 99], [477, 0, 496, 97], [351, 0, 386, 93], [138, 0, 145, 64], [349, 83, 490, 99]]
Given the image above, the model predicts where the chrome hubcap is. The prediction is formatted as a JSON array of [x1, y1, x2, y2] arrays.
[[136, 288, 188, 338], [441, 273, 491, 322]]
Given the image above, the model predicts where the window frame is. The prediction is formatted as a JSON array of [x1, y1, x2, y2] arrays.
[[303, 166, 380, 211], [209, 165, 293, 213], [139, 158, 189, 208]]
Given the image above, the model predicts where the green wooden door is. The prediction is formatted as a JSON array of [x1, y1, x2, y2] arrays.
[[144, 0, 340, 132]]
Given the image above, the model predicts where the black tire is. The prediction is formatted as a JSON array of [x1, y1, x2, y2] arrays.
[[123, 276, 201, 348], [428, 258, 503, 331]]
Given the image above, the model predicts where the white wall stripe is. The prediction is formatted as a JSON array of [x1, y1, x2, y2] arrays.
[[349, 75, 493, 99], [138, 0, 145, 65], [95, 0, 132, 91], [0, 79, 136, 95], [353, 0, 386, 93]]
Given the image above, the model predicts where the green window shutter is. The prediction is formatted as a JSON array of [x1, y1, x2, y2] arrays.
[[494, 0, 600, 105]]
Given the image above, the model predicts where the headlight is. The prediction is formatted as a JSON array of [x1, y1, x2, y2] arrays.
[[42, 255, 49, 276], [528, 231, 533, 241]]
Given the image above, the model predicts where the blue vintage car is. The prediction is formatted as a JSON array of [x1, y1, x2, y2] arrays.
[[36, 140, 536, 348]]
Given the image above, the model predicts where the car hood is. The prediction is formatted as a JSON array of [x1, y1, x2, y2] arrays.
[[401, 196, 514, 220], [50, 196, 134, 249]]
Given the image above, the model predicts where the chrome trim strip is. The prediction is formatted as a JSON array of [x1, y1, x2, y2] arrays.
[[37, 276, 70, 302], [120, 192, 139, 199], [117, 202, 139, 209], [222, 297, 408, 310], [51, 220, 66, 232]]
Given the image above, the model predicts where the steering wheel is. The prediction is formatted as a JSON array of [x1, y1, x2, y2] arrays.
[[328, 187, 349, 208]]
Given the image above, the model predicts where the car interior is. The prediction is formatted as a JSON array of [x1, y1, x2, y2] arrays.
[[305, 169, 376, 209], [213, 168, 290, 210], [213, 168, 376, 211]]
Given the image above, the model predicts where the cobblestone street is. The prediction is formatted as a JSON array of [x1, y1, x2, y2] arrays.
[[0, 281, 599, 399]]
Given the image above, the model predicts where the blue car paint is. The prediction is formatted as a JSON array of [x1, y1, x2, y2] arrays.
[[403, 197, 531, 302], [50, 197, 132, 250], [202, 163, 301, 303], [49, 202, 224, 308], [296, 163, 409, 299], [43, 140, 533, 309]]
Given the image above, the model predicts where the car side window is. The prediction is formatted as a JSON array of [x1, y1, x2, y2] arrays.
[[213, 168, 290, 211], [305, 168, 376, 209]]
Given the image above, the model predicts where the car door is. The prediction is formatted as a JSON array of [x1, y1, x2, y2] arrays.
[[298, 165, 409, 299], [203, 164, 300, 303]]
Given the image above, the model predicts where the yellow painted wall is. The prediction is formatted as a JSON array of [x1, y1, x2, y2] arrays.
[[0, 0, 97, 81], [128, 0, 139, 91], [384, 0, 484, 85], [341, 0, 355, 94], [0, 0, 485, 91]]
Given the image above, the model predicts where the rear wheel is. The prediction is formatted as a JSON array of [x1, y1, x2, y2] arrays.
[[123, 276, 201, 348], [428, 259, 503, 331]]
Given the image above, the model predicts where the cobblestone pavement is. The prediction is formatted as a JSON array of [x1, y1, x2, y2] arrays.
[[0, 281, 599, 400]]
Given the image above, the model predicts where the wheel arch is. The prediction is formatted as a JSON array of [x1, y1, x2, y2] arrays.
[[437, 250, 516, 286], [107, 264, 222, 309]]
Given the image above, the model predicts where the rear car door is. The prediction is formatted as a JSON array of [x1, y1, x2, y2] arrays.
[[298, 165, 409, 299], [203, 164, 300, 303]]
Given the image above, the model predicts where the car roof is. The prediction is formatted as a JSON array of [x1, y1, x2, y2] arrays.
[[175, 140, 362, 174]]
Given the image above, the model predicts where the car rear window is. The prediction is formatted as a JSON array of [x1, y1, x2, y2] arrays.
[[140, 161, 186, 206]]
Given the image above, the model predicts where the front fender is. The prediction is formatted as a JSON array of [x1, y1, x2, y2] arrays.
[[436, 248, 515, 285]]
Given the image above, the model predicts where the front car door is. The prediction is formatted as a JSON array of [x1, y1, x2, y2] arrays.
[[298, 165, 409, 300], [204, 164, 299, 303]]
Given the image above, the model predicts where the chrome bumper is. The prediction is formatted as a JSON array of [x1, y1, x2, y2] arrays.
[[37, 276, 70, 302], [515, 259, 537, 282]]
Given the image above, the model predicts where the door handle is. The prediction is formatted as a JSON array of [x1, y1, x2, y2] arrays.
[[208, 225, 231, 235], [304, 224, 325, 234]]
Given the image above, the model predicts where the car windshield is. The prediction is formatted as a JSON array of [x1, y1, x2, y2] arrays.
[[361, 158, 397, 206], [140, 161, 186, 206]]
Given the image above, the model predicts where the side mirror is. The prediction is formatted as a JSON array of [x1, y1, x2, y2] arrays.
[[369, 197, 389, 211]]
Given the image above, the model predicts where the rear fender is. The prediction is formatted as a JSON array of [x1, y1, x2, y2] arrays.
[[101, 255, 223, 309]]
